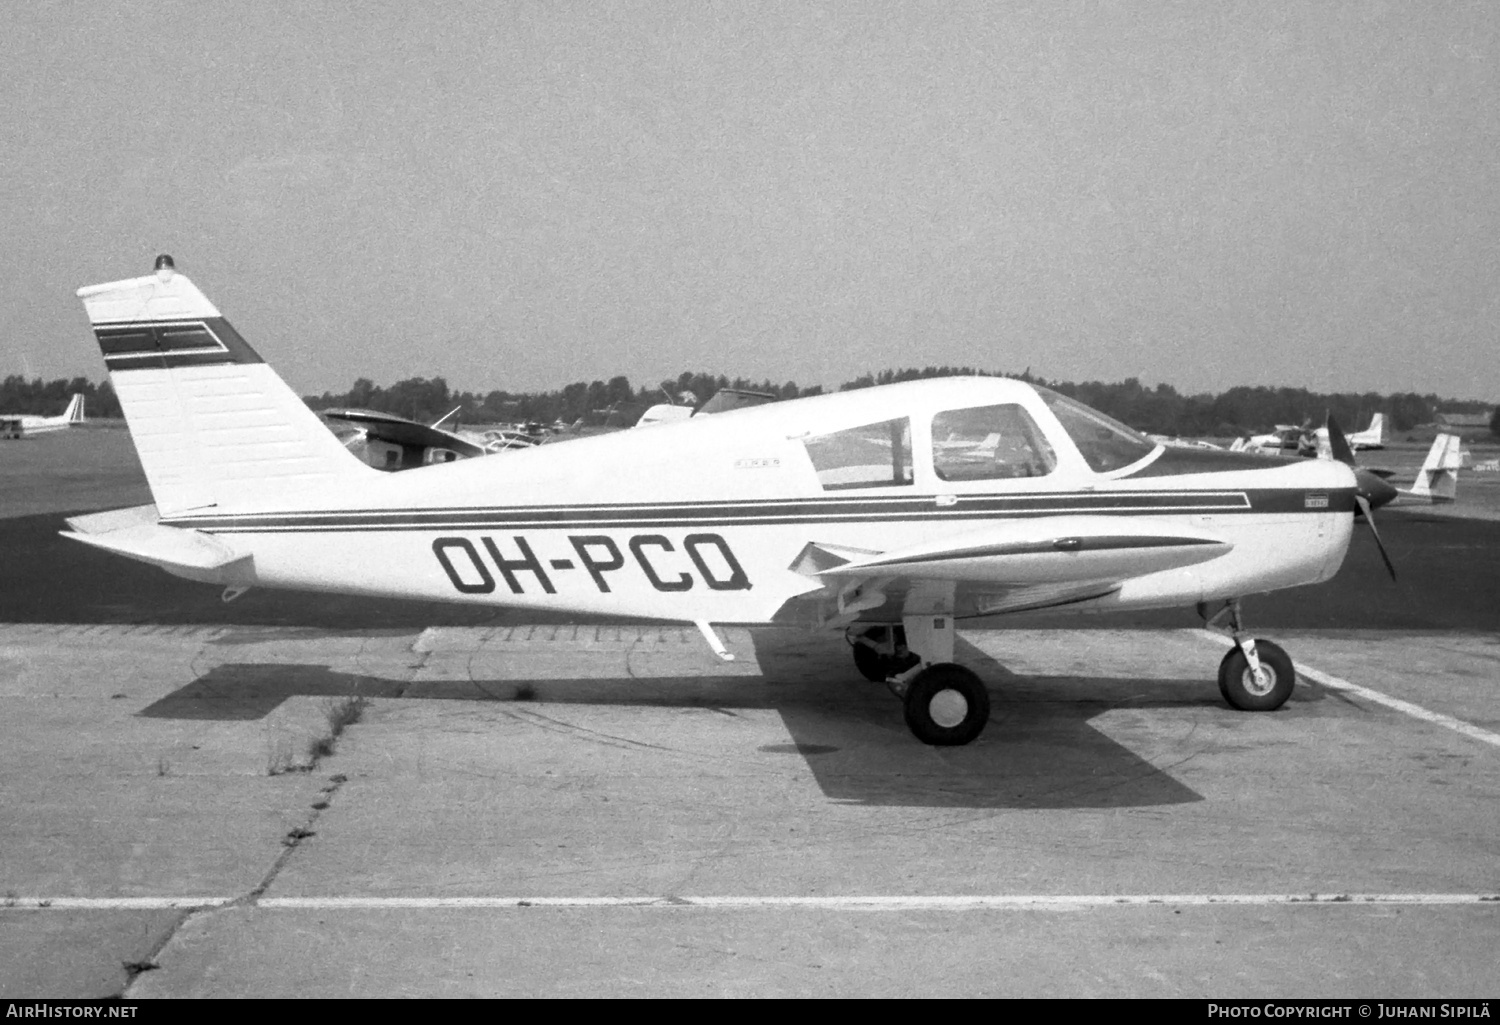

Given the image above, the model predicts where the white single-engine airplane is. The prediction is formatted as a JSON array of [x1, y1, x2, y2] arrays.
[[1, 393, 85, 439], [63, 256, 1399, 746]]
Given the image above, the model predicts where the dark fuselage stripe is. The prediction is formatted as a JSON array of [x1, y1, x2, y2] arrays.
[[164, 488, 1356, 534]]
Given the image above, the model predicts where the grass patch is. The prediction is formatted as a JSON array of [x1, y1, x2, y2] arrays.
[[265, 736, 297, 776], [324, 695, 368, 734], [302, 695, 368, 766]]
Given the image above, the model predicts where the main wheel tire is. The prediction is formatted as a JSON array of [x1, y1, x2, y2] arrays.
[[852, 627, 920, 682], [903, 663, 991, 746], [1218, 639, 1295, 711]]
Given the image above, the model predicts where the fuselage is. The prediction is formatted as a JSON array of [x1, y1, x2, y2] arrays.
[[160, 377, 1358, 625]]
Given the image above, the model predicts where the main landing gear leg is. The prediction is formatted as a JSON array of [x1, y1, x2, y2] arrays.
[[889, 614, 990, 746], [847, 625, 919, 683], [1199, 599, 1296, 712]]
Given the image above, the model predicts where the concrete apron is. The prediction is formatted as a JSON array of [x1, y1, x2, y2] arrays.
[[1, 623, 1497, 997]]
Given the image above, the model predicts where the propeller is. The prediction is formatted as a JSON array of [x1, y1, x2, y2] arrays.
[[1327, 414, 1398, 581], [1353, 494, 1397, 581]]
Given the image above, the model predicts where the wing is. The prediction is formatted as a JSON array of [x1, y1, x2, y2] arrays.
[[779, 515, 1232, 625], [322, 408, 487, 458]]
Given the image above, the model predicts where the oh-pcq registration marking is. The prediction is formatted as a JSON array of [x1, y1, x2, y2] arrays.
[[433, 533, 751, 596]]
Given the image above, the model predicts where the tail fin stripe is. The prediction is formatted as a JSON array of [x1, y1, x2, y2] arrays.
[[95, 318, 262, 369]]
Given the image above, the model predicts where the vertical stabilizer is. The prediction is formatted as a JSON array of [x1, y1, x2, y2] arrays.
[[63, 393, 86, 423], [77, 256, 369, 516], [1410, 434, 1461, 503]]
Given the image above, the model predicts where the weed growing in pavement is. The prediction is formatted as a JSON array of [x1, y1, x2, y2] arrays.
[[304, 695, 368, 765], [265, 735, 297, 776]]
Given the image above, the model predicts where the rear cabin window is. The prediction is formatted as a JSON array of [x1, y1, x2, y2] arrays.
[[802, 418, 914, 490], [932, 404, 1057, 481], [1036, 386, 1158, 474]]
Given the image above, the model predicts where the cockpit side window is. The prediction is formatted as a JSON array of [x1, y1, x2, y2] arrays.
[[802, 418, 914, 490], [931, 404, 1056, 482], [1035, 386, 1158, 473]]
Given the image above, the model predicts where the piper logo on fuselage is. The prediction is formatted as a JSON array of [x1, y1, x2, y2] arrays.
[[432, 533, 751, 596]]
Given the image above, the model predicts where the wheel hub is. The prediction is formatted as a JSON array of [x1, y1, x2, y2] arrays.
[[928, 688, 969, 728], [1241, 665, 1276, 697]]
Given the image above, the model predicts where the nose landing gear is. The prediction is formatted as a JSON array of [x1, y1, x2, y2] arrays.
[[1200, 599, 1297, 711]]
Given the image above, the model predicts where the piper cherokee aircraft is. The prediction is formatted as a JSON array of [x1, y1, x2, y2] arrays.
[[63, 256, 1397, 746], [0, 393, 85, 439]]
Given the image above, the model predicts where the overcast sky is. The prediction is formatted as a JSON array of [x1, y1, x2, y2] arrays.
[[2, 1, 1497, 400]]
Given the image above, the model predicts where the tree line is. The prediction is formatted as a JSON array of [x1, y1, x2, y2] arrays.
[[5, 369, 1496, 438], [303, 368, 1495, 438]]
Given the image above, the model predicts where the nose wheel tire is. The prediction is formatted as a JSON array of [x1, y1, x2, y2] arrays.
[[902, 663, 991, 746], [1218, 640, 1295, 711], [851, 627, 921, 683]]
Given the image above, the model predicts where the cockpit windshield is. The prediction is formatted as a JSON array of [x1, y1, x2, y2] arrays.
[[1034, 386, 1159, 473]]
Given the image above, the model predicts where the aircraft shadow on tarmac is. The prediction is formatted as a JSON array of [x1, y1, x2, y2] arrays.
[[137, 637, 1216, 810]]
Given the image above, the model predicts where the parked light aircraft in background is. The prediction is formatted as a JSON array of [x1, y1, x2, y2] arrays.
[[1233, 413, 1385, 456], [63, 257, 1400, 746], [1372, 431, 1462, 504], [1233, 424, 1307, 455], [1343, 413, 1386, 451], [323, 406, 489, 470], [322, 407, 575, 471], [329, 387, 774, 469], [0, 393, 85, 439], [635, 388, 777, 428], [1307, 415, 1459, 504], [1147, 434, 1223, 451]]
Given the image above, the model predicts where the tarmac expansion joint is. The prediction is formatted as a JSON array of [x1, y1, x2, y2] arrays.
[[118, 772, 353, 998]]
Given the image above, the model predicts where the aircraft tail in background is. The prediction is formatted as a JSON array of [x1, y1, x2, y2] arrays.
[[60, 393, 86, 425], [1348, 412, 1386, 450], [76, 255, 370, 516], [1408, 433, 1462, 503]]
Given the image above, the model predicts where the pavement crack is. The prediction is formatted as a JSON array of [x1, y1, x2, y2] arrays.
[[115, 909, 197, 998], [119, 773, 351, 997], [506, 706, 681, 753], [239, 773, 351, 907]]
